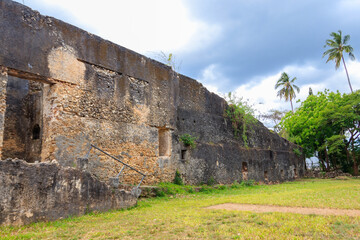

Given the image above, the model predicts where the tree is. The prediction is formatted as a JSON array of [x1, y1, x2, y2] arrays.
[[275, 72, 300, 112], [323, 30, 355, 93], [260, 109, 288, 133], [309, 87, 313, 96], [280, 90, 360, 174]]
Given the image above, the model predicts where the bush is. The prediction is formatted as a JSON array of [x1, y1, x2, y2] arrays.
[[154, 188, 166, 197], [173, 170, 184, 185], [241, 180, 255, 187], [231, 180, 241, 189], [207, 176, 216, 186], [179, 134, 198, 149], [224, 92, 256, 146], [217, 185, 227, 190], [199, 185, 214, 193]]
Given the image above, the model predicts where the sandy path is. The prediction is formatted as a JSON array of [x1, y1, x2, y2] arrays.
[[206, 203, 360, 216]]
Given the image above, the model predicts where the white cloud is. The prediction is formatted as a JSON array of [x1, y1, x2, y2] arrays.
[[198, 64, 229, 95], [21, 0, 221, 54]]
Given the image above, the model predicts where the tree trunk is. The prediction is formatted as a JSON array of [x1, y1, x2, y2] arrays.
[[290, 99, 294, 112], [353, 161, 359, 176], [318, 154, 326, 172], [324, 149, 330, 171], [342, 56, 353, 93], [345, 146, 350, 164], [351, 150, 359, 176]]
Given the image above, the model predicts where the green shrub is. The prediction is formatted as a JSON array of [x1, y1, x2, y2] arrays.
[[199, 185, 214, 193], [179, 134, 198, 149], [241, 180, 255, 187], [217, 185, 227, 190], [207, 176, 216, 186], [231, 180, 241, 189], [224, 92, 256, 146], [154, 188, 166, 197], [173, 170, 184, 185]]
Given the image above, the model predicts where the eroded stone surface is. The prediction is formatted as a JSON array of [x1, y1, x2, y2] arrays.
[[0, 159, 137, 226], [0, 0, 305, 187]]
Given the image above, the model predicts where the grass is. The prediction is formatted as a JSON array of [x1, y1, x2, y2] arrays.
[[1, 178, 360, 239]]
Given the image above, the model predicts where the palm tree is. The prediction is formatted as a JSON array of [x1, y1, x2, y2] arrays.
[[275, 72, 300, 112], [323, 30, 355, 93]]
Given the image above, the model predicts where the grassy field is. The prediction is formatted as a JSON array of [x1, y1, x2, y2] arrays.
[[1, 178, 360, 239]]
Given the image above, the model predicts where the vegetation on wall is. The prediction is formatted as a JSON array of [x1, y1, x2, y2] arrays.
[[154, 51, 182, 72], [179, 134, 197, 149], [173, 170, 184, 185], [224, 92, 257, 146]]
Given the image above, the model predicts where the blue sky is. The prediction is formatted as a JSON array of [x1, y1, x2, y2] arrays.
[[15, 0, 360, 123]]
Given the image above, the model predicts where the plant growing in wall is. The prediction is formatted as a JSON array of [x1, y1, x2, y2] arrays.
[[173, 170, 184, 185], [224, 92, 256, 146], [179, 134, 198, 149]]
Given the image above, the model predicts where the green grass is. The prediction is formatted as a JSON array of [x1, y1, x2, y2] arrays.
[[1, 179, 360, 239]]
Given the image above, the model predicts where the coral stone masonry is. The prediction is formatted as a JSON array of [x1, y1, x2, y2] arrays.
[[0, 0, 304, 186]]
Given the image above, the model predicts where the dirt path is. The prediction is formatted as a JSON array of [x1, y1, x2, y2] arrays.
[[206, 203, 360, 216]]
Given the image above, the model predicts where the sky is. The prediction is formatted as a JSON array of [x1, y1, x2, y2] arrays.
[[14, 0, 360, 127]]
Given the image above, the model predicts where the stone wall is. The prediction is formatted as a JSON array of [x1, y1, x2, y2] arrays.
[[0, 159, 137, 226], [0, 0, 305, 186], [175, 75, 305, 184]]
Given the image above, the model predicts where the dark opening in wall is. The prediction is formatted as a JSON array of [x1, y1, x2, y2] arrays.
[[158, 129, 171, 156], [264, 171, 268, 181], [280, 169, 284, 178], [242, 162, 248, 172], [2, 75, 44, 163], [294, 168, 298, 178], [2, 76, 29, 159], [32, 124, 40, 139], [242, 162, 248, 181], [181, 149, 187, 160], [269, 150, 273, 160]]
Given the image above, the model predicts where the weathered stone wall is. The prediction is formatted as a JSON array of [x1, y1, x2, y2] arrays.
[[0, 0, 305, 186], [0, 159, 137, 226], [175, 75, 305, 184]]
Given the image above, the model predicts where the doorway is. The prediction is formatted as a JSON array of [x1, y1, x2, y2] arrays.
[[2, 76, 43, 162]]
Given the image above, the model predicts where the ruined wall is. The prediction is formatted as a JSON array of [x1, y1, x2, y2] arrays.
[[175, 75, 305, 184], [0, 159, 137, 226], [0, 0, 178, 185], [0, 0, 304, 186]]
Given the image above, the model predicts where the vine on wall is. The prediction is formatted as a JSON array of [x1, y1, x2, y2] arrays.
[[224, 92, 256, 146]]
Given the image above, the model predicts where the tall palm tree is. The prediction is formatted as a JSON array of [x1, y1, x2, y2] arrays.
[[275, 72, 300, 112], [323, 30, 355, 93]]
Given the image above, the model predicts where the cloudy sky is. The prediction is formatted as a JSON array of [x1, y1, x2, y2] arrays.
[[15, 0, 360, 125]]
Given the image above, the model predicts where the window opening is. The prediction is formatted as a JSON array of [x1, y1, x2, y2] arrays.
[[32, 124, 40, 139], [158, 128, 171, 156]]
